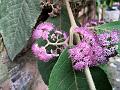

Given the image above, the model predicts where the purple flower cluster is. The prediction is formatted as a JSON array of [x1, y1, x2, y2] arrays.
[[69, 27, 120, 70], [32, 43, 55, 62], [31, 22, 68, 62], [32, 22, 54, 40], [98, 31, 120, 46]]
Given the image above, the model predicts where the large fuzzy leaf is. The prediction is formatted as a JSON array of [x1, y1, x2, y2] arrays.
[[0, 0, 40, 60], [49, 49, 112, 90]]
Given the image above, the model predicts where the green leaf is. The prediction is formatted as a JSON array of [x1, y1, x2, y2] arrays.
[[99, 64, 112, 83], [36, 39, 47, 46], [99, 64, 108, 73], [90, 67, 112, 90], [95, 21, 120, 34], [0, 0, 8, 19], [116, 43, 120, 54], [49, 49, 112, 90], [37, 58, 57, 85], [47, 5, 71, 32], [0, 0, 40, 60], [53, 0, 58, 3], [0, 53, 8, 84], [60, 6, 71, 32]]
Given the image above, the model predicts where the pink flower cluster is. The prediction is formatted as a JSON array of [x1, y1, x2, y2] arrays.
[[31, 43, 55, 62], [31, 22, 68, 62], [98, 31, 120, 46], [32, 22, 54, 40], [69, 27, 120, 70]]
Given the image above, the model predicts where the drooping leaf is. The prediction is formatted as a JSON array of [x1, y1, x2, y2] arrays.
[[49, 49, 112, 90], [37, 58, 57, 85], [0, 0, 40, 60], [95, 21, 120, 34], [47, 5, 71, 32]]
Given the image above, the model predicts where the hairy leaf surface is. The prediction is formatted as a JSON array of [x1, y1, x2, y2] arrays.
[[0, 0, 40, 60]]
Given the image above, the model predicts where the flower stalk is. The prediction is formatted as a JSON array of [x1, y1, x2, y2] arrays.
[[45, 37, 69, 47], [32, 22, 68, 62], [65, 0, 96, 90]]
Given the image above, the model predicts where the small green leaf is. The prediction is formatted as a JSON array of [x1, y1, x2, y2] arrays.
[[49, 49, 112, 90], [99, 64, 108, 73], [60, 6, 71, 32], [117, 43, 120, 54], [96, 21, 120, 34], [47, 5, 71, 32], [37, 58, 57, 85], [36, 39, 47, 46], [53, 0, 58, 3]]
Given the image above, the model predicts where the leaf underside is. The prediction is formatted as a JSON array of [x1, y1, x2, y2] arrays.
[[0, 0, 40, 60]]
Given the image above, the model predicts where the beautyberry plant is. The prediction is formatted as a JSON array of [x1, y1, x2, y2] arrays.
[[32, 21, 120, 71]]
